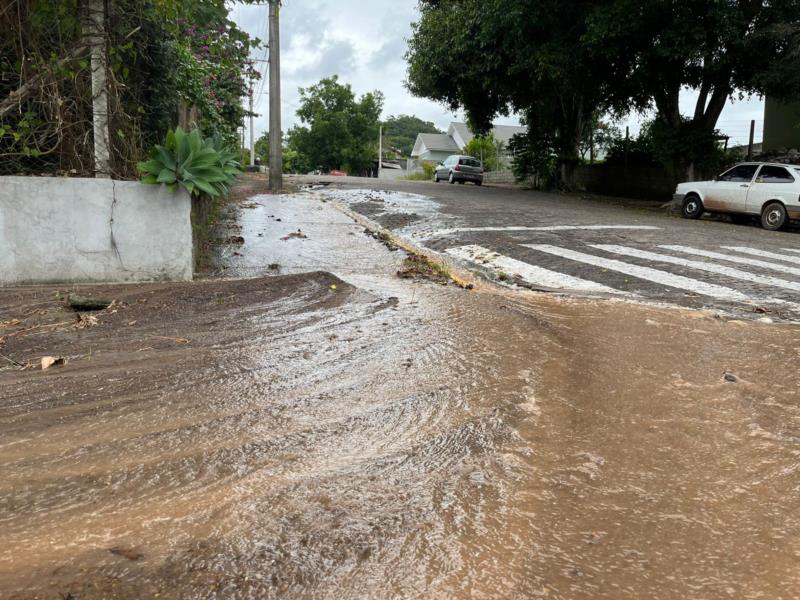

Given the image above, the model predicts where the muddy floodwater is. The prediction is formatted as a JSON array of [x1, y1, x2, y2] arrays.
[[2, 191, 800, 598]]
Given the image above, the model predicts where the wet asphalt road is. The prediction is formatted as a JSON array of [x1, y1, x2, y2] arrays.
[[296, 176, 800, 320]]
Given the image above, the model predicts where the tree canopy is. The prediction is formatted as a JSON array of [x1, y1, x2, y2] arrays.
[[381, 114, 441, 158], [287, 76, 383, 175], [406, 0, 800, 182]]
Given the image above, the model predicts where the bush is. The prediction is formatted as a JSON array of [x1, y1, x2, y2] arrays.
[[138, 127, 240, 197]]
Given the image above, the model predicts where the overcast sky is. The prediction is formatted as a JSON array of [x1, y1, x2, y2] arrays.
[[232, 0, 767, 148]]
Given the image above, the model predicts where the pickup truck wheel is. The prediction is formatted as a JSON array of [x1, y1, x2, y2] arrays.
[[761, 202, 787, 231], [681, 194, 703, 219]]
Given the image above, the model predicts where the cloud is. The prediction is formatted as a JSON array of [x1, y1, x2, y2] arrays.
[[291, 39, 358, 81]]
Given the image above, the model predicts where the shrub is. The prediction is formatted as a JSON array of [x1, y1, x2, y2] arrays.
[[138, 127, 241, 197]]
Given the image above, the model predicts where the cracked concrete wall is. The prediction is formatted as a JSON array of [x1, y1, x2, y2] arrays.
[[0, 177, 192, 286]]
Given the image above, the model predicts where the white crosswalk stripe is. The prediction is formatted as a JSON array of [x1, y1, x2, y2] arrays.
[[592, 244, 800, 293], [446, 245, 623, 294], [782, 248, 800, 255], [522, 244, 757, 302], [659, 245, 800, 277], [431, 225, 660, 237], [720, 246, 800, 264]]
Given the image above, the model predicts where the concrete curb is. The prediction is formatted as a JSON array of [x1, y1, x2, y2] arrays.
[[317, 193, 478, 290]]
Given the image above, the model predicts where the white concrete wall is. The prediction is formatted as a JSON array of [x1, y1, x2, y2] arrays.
[[0, 177, 193, 286], [378, 168, 407, 180]]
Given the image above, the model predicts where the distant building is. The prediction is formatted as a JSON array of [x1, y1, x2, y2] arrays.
[[410, 122, 527, 164], [763, 98, 800, 152], [409, 132, 461, 163]]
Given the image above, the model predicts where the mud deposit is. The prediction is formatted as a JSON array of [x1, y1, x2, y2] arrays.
[[2, 190, 800, 598]]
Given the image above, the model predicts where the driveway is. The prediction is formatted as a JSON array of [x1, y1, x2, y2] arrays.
[[297, 176, 800, 321]]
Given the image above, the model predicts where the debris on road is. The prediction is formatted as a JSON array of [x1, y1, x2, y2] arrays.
[[225, 235, 245, 245], [41, 356, 66, 370], [109, 546, 144, 561], [281, 230, 308, 241], [68, 294, 112, 311], [397, 254, 451, 285], [74, 314, 99, 329], [722, 371, 739, 383]]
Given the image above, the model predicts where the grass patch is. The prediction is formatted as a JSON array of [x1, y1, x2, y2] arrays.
[[397, 254, 451, 285], [402, 171, 433, 181]]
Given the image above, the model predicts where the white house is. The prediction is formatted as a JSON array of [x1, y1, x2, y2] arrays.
[[410, 133, 461, 163], [410, 122, 527, 165]]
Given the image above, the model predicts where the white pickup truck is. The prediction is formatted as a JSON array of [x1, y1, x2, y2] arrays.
[[675, 162, 800, 230]]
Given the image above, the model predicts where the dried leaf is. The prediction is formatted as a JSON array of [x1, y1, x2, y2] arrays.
[[41, 356, 66, 370]]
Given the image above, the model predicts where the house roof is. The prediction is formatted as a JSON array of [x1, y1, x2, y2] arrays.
[[412, 133, 460, 156], [491, 124, 528, 145], [448, 122, 528, 148]]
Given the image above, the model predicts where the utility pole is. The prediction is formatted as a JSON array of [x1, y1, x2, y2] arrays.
[[268, 1, 282, 192], [249, 82, 255, 168], [84, 0, 110, 178], [378, 125, 382, 179], [747, 119, 755, 161]]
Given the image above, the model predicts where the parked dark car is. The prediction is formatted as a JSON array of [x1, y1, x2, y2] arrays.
[[434, 155, 484, 185]]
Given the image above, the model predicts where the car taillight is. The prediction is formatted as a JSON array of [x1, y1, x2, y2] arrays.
[[454, 165, 461, 171]]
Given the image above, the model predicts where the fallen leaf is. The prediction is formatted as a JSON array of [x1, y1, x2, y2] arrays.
[[74, 314, 98, 329]]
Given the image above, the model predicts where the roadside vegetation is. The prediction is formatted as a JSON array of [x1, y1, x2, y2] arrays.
[[1, 0, 260, 179], [404, 163, 436, 181]]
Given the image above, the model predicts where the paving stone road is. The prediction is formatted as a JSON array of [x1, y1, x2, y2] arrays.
[[294, 176, 800, 321]]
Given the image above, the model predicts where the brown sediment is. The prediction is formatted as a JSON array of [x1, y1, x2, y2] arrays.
[[2, 272, 799, 599]]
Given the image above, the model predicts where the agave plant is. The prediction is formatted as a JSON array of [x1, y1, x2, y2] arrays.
[[138, 127, 241, 197]]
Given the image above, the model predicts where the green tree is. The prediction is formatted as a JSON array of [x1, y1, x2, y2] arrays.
[[584, 0, 800, 178], [382, 114, 441, 158], [254, 131, 269, 165], [407, 0, 619, 187], [407, 0, 800, 184], [287, 76, 384, 175]]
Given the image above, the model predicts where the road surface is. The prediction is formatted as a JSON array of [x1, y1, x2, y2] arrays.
[[300, 175, 800, 321]]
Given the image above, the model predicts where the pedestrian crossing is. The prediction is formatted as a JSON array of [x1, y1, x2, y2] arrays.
[[719, 246, 800, 264], [445, 245, 622, 294], [446, 241, 800, 315], [658, 245, 800, 277]]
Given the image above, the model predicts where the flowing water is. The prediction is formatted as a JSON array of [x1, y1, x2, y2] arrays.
[[2, 192, 799, 598]]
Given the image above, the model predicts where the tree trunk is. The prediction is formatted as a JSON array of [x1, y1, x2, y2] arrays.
[[84, 0, 111, 178], [557, 96, 585, 190]]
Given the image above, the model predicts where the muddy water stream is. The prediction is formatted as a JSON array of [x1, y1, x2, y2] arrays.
[[2, 193, 799, 598]]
